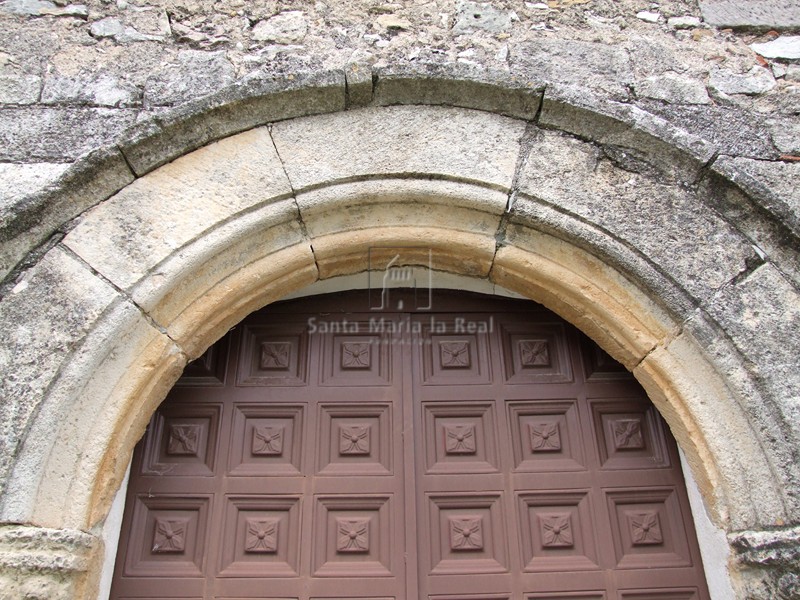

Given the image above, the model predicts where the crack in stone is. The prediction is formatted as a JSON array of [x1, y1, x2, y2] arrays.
[[266, 123, 321, 280]]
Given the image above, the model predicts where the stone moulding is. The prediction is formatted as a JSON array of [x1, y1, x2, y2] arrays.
[[2, 62, 798, 290], [0, 63, 798, 599]]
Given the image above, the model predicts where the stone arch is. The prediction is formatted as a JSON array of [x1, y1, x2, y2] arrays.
[[1, 67, 799, 598]]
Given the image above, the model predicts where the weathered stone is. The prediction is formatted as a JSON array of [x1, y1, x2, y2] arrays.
[[730, 525, 800, 600], [0, 70, 41, 104], [0, 107, 136, 162], [0, 525, 100, 600], [702, 265, 800, 472], [638, 312, 794, 528], [271, 105, 525, 192], [510, 39, 633, 100], [0, 146, 134, 282], [635, 72, 711, 105], [42, 71, 140, 107], [0, 163, 68, 210], [640, 102, 780, 159], [711, 156, 800, 235], [0, 247, 122, 500], [1, 0, 87, 18], [540, 86, 717, 183], [133, 201, 310, 350], [119, 69, 345, 176], [696, 165, 800, 292], [515, 129, 755, 304], [373, 63, 543, 120], [376, 14, 412, 30], [709, 66, 776, 96], [767, 117, 800, 156], [493, 228, 679, 369], [143, 50, 235, 106], [64, 127, 292, 291], [89, 17, 163, 44], [636, 10, 661, 23], [251, 11, 308, 44], [8, 301, 183, 529], [751, 36, 800, 61], [453, 1, 515, 35], [699, 0, 800, 31], [345, 61, 373, 108], [668, 15, 702, 29]]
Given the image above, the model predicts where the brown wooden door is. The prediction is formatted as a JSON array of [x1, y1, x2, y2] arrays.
[[111, 291, 711, 600]]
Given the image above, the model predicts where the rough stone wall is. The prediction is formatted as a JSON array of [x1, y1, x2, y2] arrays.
[[0, 0, 798, 170], [0, 1, 799, 599]]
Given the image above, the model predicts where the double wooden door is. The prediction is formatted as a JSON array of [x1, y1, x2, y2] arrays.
[[111, 291, 711, 600]]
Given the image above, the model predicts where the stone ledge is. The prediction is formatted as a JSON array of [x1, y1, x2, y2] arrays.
[[118, 69, 347, 177], [710, 156, 800, 240], [540, 84, 717, 184], [0, 146, 134, 282], [731, 525, 800, 565], [729, 525, 800, 600], [1, 63, 794, 300], [372, 62, 544, 120]]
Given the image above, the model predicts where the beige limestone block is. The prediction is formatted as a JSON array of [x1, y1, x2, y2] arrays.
[[312, 227, 497, 280], [492, 230, 677, 370], [636, 332, 788, 530], [296, 179, 507, 242], [129, 199, 308, 331], [271, 105, 526, 192], [63, 127, 293, 291], [169, 242, 318, 359], [0, 247, 124, 521], [1, 298, 184, 529]]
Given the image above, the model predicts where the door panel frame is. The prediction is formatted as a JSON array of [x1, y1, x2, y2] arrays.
[[100, 283, 734, 600]]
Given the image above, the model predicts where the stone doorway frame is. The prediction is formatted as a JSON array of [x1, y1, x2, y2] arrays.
[[1, 66, 798, 599]]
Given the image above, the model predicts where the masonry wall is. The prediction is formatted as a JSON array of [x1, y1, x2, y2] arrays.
[[1, 1, 799, 599]]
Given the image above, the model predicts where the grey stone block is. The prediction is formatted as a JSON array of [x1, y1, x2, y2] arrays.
[[699, 0, 800, 31], [1, 0, 87, 18], [42, 71, 140, 108], [702, 265, 800, 498], [119, 69, 346, 176], [639, 102, 781, 160], [711, 156, 800, 237], [452, 1, 515, 35], [143, 50, 235, 107], [373, 63, 543, 120], [0, 146, 134, 282], [709, 66, 776, 96], [514, 129, 754, 305], [0, 70, 41, 105], [504, 195, 697, 319], [635, 73, 711, 105], [0, 247, 122, 498], [345, 62, 373, 108], [540, 85, 717, 184], [768, 117, 800, 156], [697, 165, 800, 292], [251, 11, 308, 44], [751, 36, 800, 60], [0, 107, 137, 162], [0, 163, 68, 209], [510, 38, 633, 101]]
